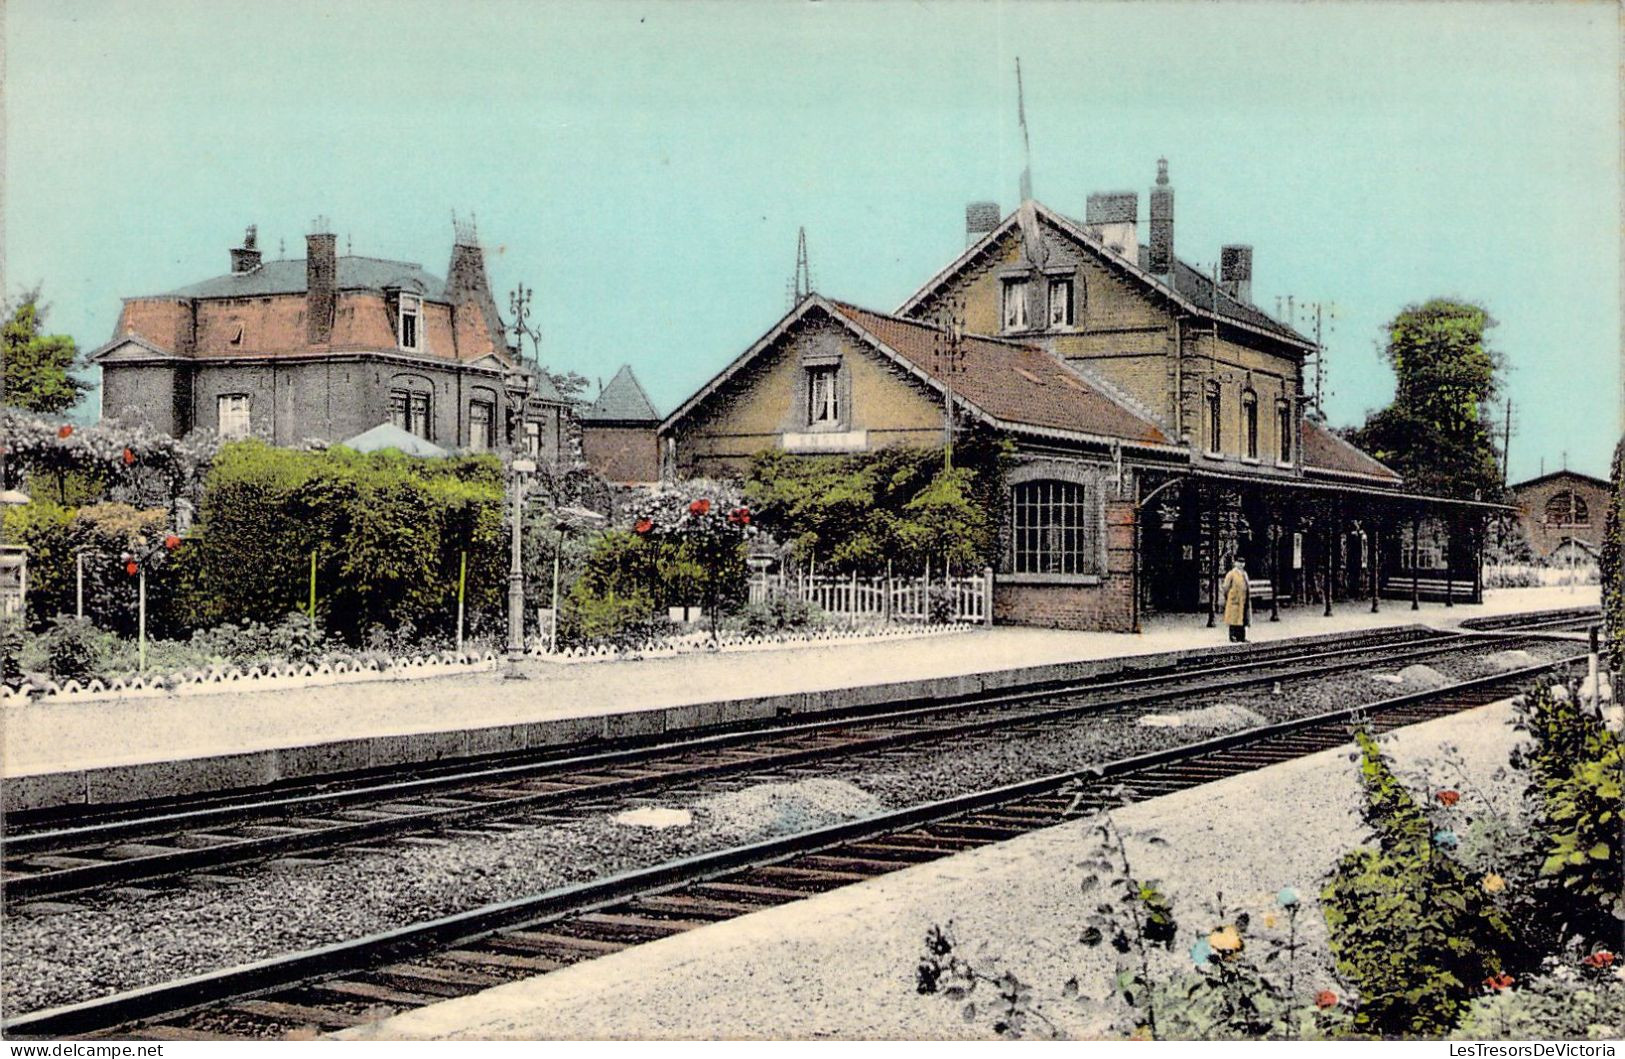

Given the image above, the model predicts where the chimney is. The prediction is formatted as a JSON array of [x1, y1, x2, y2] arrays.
[[305, 218, 337, 345], [1084, 192, 1137, 259], [445, 214, 508, 356], [1220, 244, 1253, 304], [229, 225, 261, 274], [965, 201, 1000, 246], [1148, 158, 1174, 275]]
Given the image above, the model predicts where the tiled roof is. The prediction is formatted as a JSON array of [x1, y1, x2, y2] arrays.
[[583, 365, 659, 422], [161, 257, 446, 300], [826, 301, 1172, 447], [1509, 469, 1611, 492], [1301, 420, 1402, 483]]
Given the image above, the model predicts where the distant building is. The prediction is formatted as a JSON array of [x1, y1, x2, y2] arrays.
[[1509, 468, 1611, 561], [580, 366, 661, 484], [90, 222, 571, 464]]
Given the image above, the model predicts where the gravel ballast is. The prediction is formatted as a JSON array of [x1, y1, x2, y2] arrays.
[[0, 638, 1585, 1016]]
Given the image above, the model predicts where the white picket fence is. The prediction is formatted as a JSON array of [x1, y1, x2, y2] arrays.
[[750, 566, 993, 625]]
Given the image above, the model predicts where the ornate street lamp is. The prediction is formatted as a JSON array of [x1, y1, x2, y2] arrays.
[[505, 457, 538, 678]]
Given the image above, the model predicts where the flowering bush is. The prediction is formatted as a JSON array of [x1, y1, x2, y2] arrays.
[[1, 409, 219, 511], [1320, 729, 1515, 1036], [1509, 675, 1623, 946]]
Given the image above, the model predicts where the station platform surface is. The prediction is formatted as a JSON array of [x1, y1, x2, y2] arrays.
[[0, 585, 1598, 798], [343, 691, 1528, 1039]]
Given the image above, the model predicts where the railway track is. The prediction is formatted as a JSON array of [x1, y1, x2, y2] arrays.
[[0, 623, 1578, 904], [1, 652, 1580, 1041]]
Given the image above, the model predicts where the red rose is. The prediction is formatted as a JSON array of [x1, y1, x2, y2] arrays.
[[124, 561, 140, 576], [728, 507, 750, 525], [57, 424, 73, 439], [122, 447, 136, 466], [1436, 790, 1460, 807], [164, 534, 181, 550], [1582, 951, 1615, 969], [633, 518, 653, 535], [1314, 990, 1338, 1009], [688, 498, 711, 517], [1482, 974, 1514, 992]]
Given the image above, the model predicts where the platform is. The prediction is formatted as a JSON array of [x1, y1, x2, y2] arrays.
[[342, 695, 1529, 1039], [0, 585, 1598, 812]]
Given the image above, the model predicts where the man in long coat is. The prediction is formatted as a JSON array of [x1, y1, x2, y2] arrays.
[[1222, 556, 1251, 642]]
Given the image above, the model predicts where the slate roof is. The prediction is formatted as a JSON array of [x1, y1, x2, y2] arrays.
[[1301, 420, 1402, 483], [824, 300, 1172, 447], [583, 365, 660, 423], [899, 202, 1315, 351], [161, 257, 446, 300]]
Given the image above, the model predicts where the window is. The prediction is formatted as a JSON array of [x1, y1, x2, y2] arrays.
[[218, 394, 251, 439], [1545, 491, 1589, 526], [807, 365, 840, 426], [1277, 400, 1293, 463], [390, 388, 432, 439], [525, 420, 541, 458], [1402, 519, 1449, 571], [1242, 392, 1259, 460], [398, 294, 421, 352], [1012, 480, 1098, 576], [1002, 277, 1030, 331], [1047, 277, 1074, 327], [469, 400, 494, 452], [1206, 386, 1222, 455]]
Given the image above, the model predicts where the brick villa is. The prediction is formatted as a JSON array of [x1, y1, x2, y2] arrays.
[[91, 221, 570, 464]]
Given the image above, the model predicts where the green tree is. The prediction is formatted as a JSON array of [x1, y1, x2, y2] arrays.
[[2, 290, 89, 414], [1602, 437, 1623, 672], [1352, 300, 1504, 501]]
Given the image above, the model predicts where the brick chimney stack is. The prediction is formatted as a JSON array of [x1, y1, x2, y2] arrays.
[[305, 219, 337, 345], [965, 201, 1000, 247], [1084, 192, 1138, 259], [1148, 158, 1174, 275], [1220, 245, 1253, 304], [230, 225, 261, 274]]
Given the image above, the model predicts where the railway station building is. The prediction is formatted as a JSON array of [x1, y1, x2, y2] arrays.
[[659, 161, 1502, 631]]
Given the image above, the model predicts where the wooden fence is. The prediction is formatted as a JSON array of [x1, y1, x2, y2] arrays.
[[749, 564, 993, 625]]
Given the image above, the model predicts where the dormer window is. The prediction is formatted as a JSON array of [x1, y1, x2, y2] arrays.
[[1047, 277, 1074, 327], [1002, 277, 1030, 331], [808, 365, 840, 426], [398, 294, 421, 352]]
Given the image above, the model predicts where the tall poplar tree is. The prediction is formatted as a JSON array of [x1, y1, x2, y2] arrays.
[[1352, 300, 1504, 500]]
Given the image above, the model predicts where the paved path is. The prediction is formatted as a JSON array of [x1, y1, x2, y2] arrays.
[[345, 696, 1532, 1039], [0, 585, 1596, 777]]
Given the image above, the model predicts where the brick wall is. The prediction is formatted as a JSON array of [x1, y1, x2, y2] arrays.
[[583, 424, 660, 483], [1513, 474, 1612, 558], [993, 496, 1137, 631]]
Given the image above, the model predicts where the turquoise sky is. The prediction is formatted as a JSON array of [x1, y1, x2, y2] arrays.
[[6, 0, 1620, 480]]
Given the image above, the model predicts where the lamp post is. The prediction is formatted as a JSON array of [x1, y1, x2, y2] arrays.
[[506, 457, 538, 678]]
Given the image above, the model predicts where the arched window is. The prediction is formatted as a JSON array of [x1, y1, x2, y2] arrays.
[[1545, 491, 1589, 526], [1012, 479, 1098, 575], [1242, 391, 1259, 460], [1205, 384, 1222, 456], [1277, 399, 1293, 463]]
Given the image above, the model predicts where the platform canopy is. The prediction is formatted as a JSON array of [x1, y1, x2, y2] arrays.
[[339, 422, 451, 458]]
